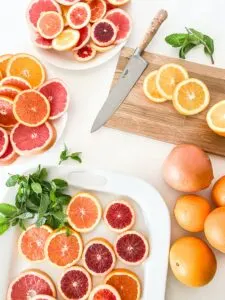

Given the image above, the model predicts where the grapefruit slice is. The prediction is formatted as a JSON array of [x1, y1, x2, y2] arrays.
[[37, 11, 64, 39], [0, 137, 19, 166], [67, 2, 91, 29], [90, 41, 115, 52], [34, 33, 53, 49], [45, 228, 83, 267], [39, 79, 69, 120], [107, 0, 130, 6], [32, 296, 56, 300], [73, 44, 97, 62], [90, 0, 107, 23], [18, 225, 53, 262], [104, 200, 135, 233], [83, 238, 116, 276], [0, 86, 21, 100], [89, 284, 121, 300], [13, 90, 50, 127], [104, 269, 141, 300], [58, 266, 92, 300], [27, 0, 62, 30], [73, 24, 91, 51], [55, 0, 80, 5], [7, 270, 56, 300], [114, 231, 149, 266], [6, 54, 46, 89], [52, 29, 80, 51], [106, 9, 132, 44], [67, 192, 102, 233], [91, 19, 117, 46], [0, 96, 17, 128], [10, 121, 57, 156], [0, 54, 13, 78], [0, 127, 9, 156], [1, 76, 32, 90]]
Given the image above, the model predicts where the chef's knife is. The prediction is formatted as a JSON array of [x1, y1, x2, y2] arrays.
[[91, 9, 168, 133]]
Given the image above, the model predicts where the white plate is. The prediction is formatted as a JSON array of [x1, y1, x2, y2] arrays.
[[0, 166, 170, 299]]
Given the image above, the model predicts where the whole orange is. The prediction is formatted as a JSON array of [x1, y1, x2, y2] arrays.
[[170, 236, 217, 287], [211, 176, 225, 207], [204, 207, 225, 253], [174, 195, 211, 232]]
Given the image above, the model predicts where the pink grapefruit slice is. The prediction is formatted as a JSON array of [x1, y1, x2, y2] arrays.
[[0, 96, 17, 128], [89, 284, 121, 300], [10, 121, 57, 156], [27, 0, 62, 30], [55, 0, 80, 5], [104, 200, 135, 233], [37, 11, 64, 39], [90, 0, 107, 23], [34, 33, 53, 49], [0, 86, 21, 100], [32, 296, 56, 300], [18, 225, 53, 262], [106, 8, 132, 44], [0, 127, 9, 156], [83, 238, 116, 276], [58, 266, 92, 300], [39, 79, 69, 120], [0, 137, 19, 166], [67, 2, 91, 29], [91, 19, 117, 46], [1, 76, 31, 91], [114, 231, 149, 266], [73, 44, 97, 62], [73, 24, 91, 51], [7, 270, 56, 300]]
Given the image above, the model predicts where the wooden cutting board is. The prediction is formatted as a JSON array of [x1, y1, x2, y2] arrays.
[[106, 47, 225, 157]]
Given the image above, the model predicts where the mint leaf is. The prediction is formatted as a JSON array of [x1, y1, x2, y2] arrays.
[[179, 43, 196, 59], [52, 179, 68, 190], [59, 144, 82, 165], [165, 33, 188, 47], [71, 152, 82, 163], [0, 203, 17, 217], [6, 175, 20, 187], [203, 35, 214, 64]]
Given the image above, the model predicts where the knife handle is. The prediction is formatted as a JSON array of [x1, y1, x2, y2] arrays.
[[137, 9, 168, 55]]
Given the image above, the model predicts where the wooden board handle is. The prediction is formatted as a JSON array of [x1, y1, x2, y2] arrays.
[[138, 9, 168, 54]]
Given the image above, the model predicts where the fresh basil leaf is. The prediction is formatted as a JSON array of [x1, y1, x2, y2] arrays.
[[31, 182, 42, 194], [51, 181, 57, 193], [51, 211, 66, 223], [18, 219, 26, 231], [71, 153, 82, 163], [56, 194, 71, 205], [18, 212, 34, 220], [38, 168, 48, 181], [165, 33, 188, 47], [0, 215, 7, 225], [0, 203, 17, 217], [38, 194, 50, 216], [50, 190, 56, 202], [36, 216, 47, 227], [6, 175, 20, 187], [52, 179, 68, 190], [0, 222, 9, 235], [25, 199, 39, 212]]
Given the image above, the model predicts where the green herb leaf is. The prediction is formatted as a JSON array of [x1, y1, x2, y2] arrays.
[[36, 216, 47, 227], [18, 212, 34, 220], [0, 222, 9, 235], [52, 179, 68, 190], [187, 28, 204, 40], [59, 144, 82, 165], [0, 203, 17, 217], [71, 152, 82, 163], [18, 219, 26, 231], [0, 215, 7, 225], [51, 211, 66, 224], [38, 194, 50, 216], [56, 194, 71, 205], [6, 175, 20, 187], [165, 33, 188, 47], [179, 43, 196, 59], [66, 227, 72, 236], [203, 35, 214, 64], [31, 182, 42, 194]]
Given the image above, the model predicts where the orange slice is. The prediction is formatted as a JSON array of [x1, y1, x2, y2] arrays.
[[0, 96, 17, 128], [156, 63, 189, 100], [67, 192, 102, 233], [0, 54, 13, 77], [45, 228, 83, 267], [104, 268, 141, 300], [52, 29, 80, 51], [173, 78, 210, 115], [6, 53, 46, 89], [207, 100, 225, 136], [13, 90, 50, 127], [143, 70, 167, 103]]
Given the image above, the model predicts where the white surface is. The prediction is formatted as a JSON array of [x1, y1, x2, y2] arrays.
[[0, 166, 170, 299], [1, 0, 225, 299]]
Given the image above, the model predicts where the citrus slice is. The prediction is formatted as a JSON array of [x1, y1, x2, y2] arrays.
[[105, 269, 141, 300], [7, 270, 56, 300], [107, 0, 130, 6], [91, 19, 117, 47], [172, 78, 210, 115], [10, 121, 57, 156], [114, 231, 149, 266], [52, 29, 80, 51], [55, 0, 80, 5], [6, 54, 46, 89], [32, 296, 56, 300], [104, 200, 135, 233], [61, 4, 70, 26], [34, 33, 53, 49], [143, 70, 167, 103], [67, 192, 102, 233], [0, 54, 12, 77], [13, 90, 50, 127], [0, 127, 9, 156], [156, 63, 189, 100], [0, 96, 17, 128], [83, 238, 116, 276], [1, 76, 32, 90], [89, 284, 121, 300], [67, 2, 91, 29], [18, 225, 53, 262], [45, 228, 83, 267], [58, 266, 92, 300], [0, 137, 19, 166], [0, 86, 21, 100], [73, 24, 91, 51], [37, 11, 64, 39], [90, 0, 107, 23], [90, 41, 115, 52], [207, 100, 225, 136], [73, 44, 97, 62]]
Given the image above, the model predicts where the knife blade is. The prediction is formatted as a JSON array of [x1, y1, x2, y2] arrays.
[[91, 9, 168, 133]]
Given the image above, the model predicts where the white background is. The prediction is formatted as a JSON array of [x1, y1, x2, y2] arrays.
[[1, 0, 225, 299]]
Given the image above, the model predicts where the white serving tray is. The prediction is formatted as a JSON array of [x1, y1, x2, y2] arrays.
[[0, 166, 171, 299]]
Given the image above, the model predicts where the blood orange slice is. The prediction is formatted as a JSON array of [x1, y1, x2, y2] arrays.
[[34, 33, 53, 49], [67, 192, 102, 233], [83, 238, 116, 276], [0, 137, 19, 166], [10, 121, 57, 156], [90, 0, 107, 23], [106, 9, 132, 44], [45, 228, 83, 267], [114, 231, 149, 266], [73, 24, 91, 51], [91, 19, 117, 46], [13, 90, 50, 127], [1, 76, 32, 90], [58, 266, 92, 300], [73, 44, 97, 62], [0, 96, 17, 128], [7, 270, 56, 300], [0, 54, 13, 78], [32, 296, 56, 300], [104, 269, 141, 300], [0, 127, 9, 156], [27, 0, 62, 30], [89, 284, 121, 300], [18, 225, 53, 262], [104, 200, 135, 233], [0, 86, 21, 100], [37, 11, 64, 39], [67, 2, 91, 29], [39, 79, 69, 120]]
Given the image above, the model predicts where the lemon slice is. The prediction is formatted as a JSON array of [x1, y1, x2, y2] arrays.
[[207, 100, 225, 136], [143, 70, 167, 103], [52, 29, 80, 51], [172, 78, 210, 116]]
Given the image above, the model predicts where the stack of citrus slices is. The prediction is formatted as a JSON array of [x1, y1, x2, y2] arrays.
[[7, 192, 149, 300], [0, 53, 69, 165], [27, 0, 132, 62]]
